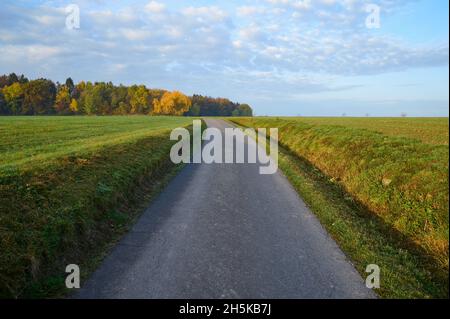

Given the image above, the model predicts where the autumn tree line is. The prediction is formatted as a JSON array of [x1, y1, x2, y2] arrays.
[[0, 73, 253, 117]]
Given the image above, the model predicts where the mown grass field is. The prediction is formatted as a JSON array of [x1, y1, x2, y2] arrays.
[[231, 117, 449, 298], [0, 116, 194, 297], [280, 117, 449, 145]]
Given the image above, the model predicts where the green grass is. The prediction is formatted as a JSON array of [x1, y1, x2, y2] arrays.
[[278, 117, 449, 146], [0, 116, 193, 172], [231, 117, 449, 298], [0, 116, 194, 298]]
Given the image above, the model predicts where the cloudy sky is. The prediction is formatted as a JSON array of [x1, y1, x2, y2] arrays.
[[0, 0, 448, 116]]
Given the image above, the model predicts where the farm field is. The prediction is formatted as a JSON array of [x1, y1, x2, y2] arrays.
[[278, 117, 449, 145], [0, 116, 194, 297], [231, 117, 449, 298], [0, 116, 193, 172]]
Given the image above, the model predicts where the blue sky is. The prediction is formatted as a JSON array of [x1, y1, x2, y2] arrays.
[[0, 0, 448, 116]]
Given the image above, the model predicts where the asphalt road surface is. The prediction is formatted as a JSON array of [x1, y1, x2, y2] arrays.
[[75, 119, 375, 299]]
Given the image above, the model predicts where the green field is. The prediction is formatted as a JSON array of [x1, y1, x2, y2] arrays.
[[0, 116, 194, 297], [231, 117, 449, 298], [0, 116, 193, 172], [279, 117, 449, 145]]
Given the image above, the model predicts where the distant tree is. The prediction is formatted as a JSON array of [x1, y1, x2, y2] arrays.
[[8, 73, 19, 84], [65, 77, 75, 95], [0, 73, 251, 117], [2, 82, 24, 114], [153, 91, 191, 116], [0, 73, 29, 88], [114, 101, 129, 115], [18, 74, 29, 84], [0, 76, 8, 89], [82, 93, 96, 115], [189, 94, 252, 117], [22, 79, 56, 115], [75, 81, 88, 113], [69, 98, 79, 114], [111, 85, 129, 114], [0, 74, 14, 88], [80, 82, 114, 115], [72, 80, 86, 100], [82, 84, 100, 115], [99, 82, 114, 114], [55, 85, 71, 114], [128, 85, 150, 114], [237, 104, 253, 116], [401, 112, 407, 117], [0, 73, 18, 88], [148, 89, 166, 102], [186, 103, 201, 116], [0, 91, 9, 115]]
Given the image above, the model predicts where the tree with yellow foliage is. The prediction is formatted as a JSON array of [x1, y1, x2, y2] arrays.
[[128, 85, 150, 114], [153, 91, 191, 116], [55, 85, 71, 114], [69, 98, 79, 113]]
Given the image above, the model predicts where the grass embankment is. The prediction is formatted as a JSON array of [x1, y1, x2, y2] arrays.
[[0, 116, 194, 298], [231, 117, 449, 298]]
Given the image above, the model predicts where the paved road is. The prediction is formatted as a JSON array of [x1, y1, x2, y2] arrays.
[[75, 119, 374, 299]]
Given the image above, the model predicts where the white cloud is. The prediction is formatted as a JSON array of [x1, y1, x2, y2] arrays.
[[34, 15, 60, 26], [266, 0, 311, 10], [120, 28, 152, 41], [238, 25, 266, 42], [236, 6, 265, 16], [145, 1, 165, 14], [90, 9, 139, 26], [182, 6, 228, 22], [1, 45, 64, 62]]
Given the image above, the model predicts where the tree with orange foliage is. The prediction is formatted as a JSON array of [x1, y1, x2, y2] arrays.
[[153, 91, 191, 116]]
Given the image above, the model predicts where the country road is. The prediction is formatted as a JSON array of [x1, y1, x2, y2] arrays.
[[74, 119, 375, 299]]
